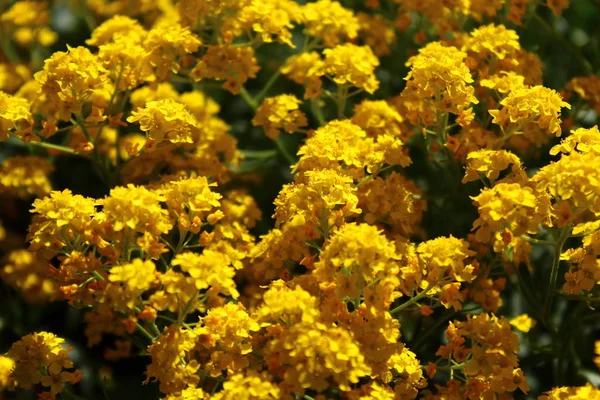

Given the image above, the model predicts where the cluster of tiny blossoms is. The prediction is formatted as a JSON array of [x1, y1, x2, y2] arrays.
[[1, 0, 600, 399]]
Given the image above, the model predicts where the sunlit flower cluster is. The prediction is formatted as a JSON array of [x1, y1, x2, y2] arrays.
[[2, 1, 600, 400]]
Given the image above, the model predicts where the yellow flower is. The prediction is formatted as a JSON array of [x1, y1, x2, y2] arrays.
[[550, 126, 600, 156], [107, 258, 158, 310], [130, 82, 179, 109], [357, 172, 426, 236], [211, 372, 281, 400], [462, 149, 523, 184], [509, 314, 537, 332], [533, 150, 600, 216], [164, 387, 206, 400], [86, 15, 147, 46], [160, 176, 223, 234], [0, 90, 32, 141], [295, 120, 393, 176], [236, 0, 302, 47], [314, 223, 400, 310], [6, 332, 82, 396], [416, 236, 475, 285], [190, 45, 259, 94], [98, 36, 155, 90], [547, 0, 569, 16], [565, 75, 600, 114], [403, 42, 477, 121], [318, 44, 380, 94], [127, 99, 198, 145], [539, 383, 600, 400], [438, 314, 529, 397], [274, 168, 360, 235], [0, 1, 50, 27], [351, 99, 404, 140], [171, 250, 239, 298], [301, 0, 360, 47], [34, 46, 110, 121], [252, 94, 308, 140], [595, 341, 600, 371], [465, 24, 521, 63], [0, 156, 54, 198], [145, 325, 199, 394], [28, 189, 97, 252], [281, 52, 324, 99], [95, 184, 173, 236], [489, 85, 570, 137], [254, 280, 320, 325], [0, 356, 15, 391], [480, 71, 527, 94], [143, 23, 201, 81], [266, 320, 371, 394], [195, 303, 260, 376], [472, 182, 552, 243], [357, 13, 396, 56], [1, 249, 59, 303]]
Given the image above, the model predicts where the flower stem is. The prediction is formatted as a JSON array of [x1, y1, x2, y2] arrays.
[[543, 226, 572, 322], [390, 283, 435, 315]]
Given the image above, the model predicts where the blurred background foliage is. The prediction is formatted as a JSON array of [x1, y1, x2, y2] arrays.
[[1, 0, 600, 399]]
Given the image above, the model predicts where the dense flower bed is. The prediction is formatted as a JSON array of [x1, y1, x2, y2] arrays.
[[1, 0, 600, 399]]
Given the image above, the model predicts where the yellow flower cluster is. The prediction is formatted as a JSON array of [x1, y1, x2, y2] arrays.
[[4, 332, 82, 398], [2, 1, 600, 399]]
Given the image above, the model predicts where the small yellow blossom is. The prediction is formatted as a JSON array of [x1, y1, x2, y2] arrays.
[[145, 325, 199, 394], [0, 90, 32, 141], [28, 189, 97, 252], [127, 99, 198, 145], [86, 15, 147, 46], [318, 44, 380, 94], [0, 355, 15, 391], [265, 321, 371, 394], [472, 182, 552, 243], [403, 42, 477, 122], [0, 156, 54, 198], [281, 52, 324, 99], [190, 45, 259, 94], [34, 46, 110, 121], [1, 249, 59, 303], [252, 94, 308, 140], [509, 314, 537, 332], [301, 0, 360, 47], [95, 184, 173, 236], [489, 85, 570, 138], [171, 250, 239, 298], [211, 372, 281, 400], [143, 23, 201, 80], [6, 332, 82, 396], [462, 149, 523, 183], [539, 383, 600, 400]]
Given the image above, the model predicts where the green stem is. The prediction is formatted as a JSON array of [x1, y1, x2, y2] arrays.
[[310, 98, 326, 126], [11, 136, 76, 154], [390, 283, 435, 315], [0, 37, 20, 63], [240, 87, 257, 110], [543, 226, 572, 321], [240, 149, 278, 159], [521, 235, 557, 246], [336, 85, 349, 119], [254, 69, 282, 105], [135, 323, 155, 343], [74, 114, 111, 185], [275, 136, 296, 165], [91, 271, 106, 281]]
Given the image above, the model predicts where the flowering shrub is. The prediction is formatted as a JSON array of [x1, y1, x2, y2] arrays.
[[1, 0, 600, 399]]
